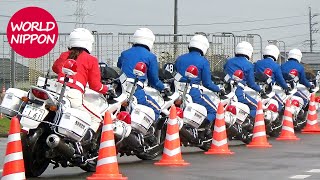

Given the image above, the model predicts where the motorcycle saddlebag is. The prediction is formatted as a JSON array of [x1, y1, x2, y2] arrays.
[[183, 103, 207, 128], [0, 88, 27, 117], [57, 108, 92, 142]]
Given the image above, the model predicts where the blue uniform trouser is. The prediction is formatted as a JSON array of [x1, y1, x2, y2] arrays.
[[235, 87, 258, 117], [189, 88, 217, 122], [294, 90, 308, 108], [134, 88, 161, 121]]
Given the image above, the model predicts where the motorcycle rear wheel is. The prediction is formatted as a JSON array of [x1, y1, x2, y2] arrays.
[[22, 130, 50, 178]]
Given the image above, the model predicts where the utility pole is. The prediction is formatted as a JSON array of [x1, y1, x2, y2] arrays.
[[309, 7, 313, 52], [173, 0, 178, 59], [308, 7, 319, 52]]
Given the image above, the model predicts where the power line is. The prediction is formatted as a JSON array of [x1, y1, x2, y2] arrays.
[[0, 13, 308, 27], [230, 23, 308, 33], [277, 33, 309, 40], [179, 15, 307, 26]]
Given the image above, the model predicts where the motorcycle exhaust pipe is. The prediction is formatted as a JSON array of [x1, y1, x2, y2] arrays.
[[46, 134, 75, 158]]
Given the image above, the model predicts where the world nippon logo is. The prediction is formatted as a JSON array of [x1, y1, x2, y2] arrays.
[[10, 22, 56, 44], [6, 6, 58, 58]]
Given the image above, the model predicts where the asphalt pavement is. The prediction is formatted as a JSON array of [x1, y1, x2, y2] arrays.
[[1, 133, 320, 180]]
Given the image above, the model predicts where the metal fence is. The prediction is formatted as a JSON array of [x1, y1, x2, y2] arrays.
[[0, 32, 258, 89]]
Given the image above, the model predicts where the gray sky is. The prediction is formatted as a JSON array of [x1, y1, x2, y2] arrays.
[[0, 0, 320, 52]]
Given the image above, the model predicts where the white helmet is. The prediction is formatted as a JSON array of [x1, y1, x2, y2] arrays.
[[263, 44, 280, 61], [288, 48, 302, 62], [133, 28, 155, 50], [69, 28, 94, 53], [189, 35, 210, 55], [235, 41, 253, 59]]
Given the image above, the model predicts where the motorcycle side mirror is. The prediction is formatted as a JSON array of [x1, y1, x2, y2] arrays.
[[62, 59, 77, 76], [133, 62, 147, 77], [185, 65, 198, 79]]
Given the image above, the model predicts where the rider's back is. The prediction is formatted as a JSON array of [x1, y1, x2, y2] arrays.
[[175, 51, 207, 84], [117, 45, 164, 91], [224, 56, 253, 82], [52, 50, 107, 94]]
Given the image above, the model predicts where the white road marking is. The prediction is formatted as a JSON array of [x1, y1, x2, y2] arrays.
[[289, 175, 311, 179], [306, 169, 320, 173]]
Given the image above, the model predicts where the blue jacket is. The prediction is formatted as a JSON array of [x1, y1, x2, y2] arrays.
[[223, 56, 261, 92], [174, 51, 220, 92], [281, 59, 311, 88], [254, 57, 289, 90], [117, 45, 165, 91]]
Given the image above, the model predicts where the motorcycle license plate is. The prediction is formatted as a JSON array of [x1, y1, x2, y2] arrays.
[[21, 105, 45, 122]]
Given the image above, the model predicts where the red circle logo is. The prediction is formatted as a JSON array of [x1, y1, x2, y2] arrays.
[[6, 7, 58, 58]]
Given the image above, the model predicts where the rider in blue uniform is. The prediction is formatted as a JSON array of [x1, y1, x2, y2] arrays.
[[117, 28, 169, 121], [175, 34, 221, 124], [175, 34, 223, 141], [254, 45, 290, 110], [281, 48, 315, 108], [224, 41, 264, 119]]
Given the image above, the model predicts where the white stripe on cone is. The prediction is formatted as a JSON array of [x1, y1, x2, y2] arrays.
[[99, 140, 115, 149], [212, 139, 227, 147], [254, 121, 265, 127], [102, 124, 113, 132], [309, 110, 317, 116], [253, 131, 266, 138], [1, 172, 25, 180], [256, 109, 263, 114], [4, 152, 23, 164], [163, 147, 181, 157], [97, 156, 117, 166], [7, 133, 21, 143], [282, 126, 294, 133], [307, 120, 318, 125], [165, 132, 179, 141], [167, 118, 177, 126], [283, 116, 293, 122], [214, 125, 226, 133], [216, 114, 224, 120]]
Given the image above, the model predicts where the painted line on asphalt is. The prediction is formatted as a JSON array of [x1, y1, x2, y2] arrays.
[[306, 169, 320, 173], [289, 175, 311, 179]]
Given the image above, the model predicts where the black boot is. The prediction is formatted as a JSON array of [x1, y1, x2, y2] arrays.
[[239, 131, 252, 144], [199, 119, 213, 140], [227, 123, 242, 139], [242, 116, 254, 132]]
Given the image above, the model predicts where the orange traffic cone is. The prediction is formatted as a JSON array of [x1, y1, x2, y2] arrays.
[[302, 93, 320, 133], [247, 101, 272, 148], [276, 99, 300, 141], [155, 105, 189, 166], [87, 111, 127, 180], [205, 102, 234, 155], [1, 116, 26, 180]]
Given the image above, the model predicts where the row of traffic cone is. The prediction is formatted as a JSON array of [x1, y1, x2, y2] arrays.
[[2, 93, 320, 179]]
